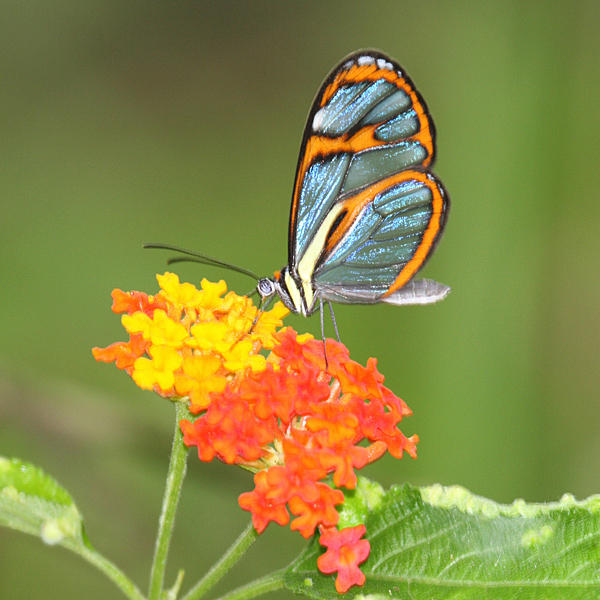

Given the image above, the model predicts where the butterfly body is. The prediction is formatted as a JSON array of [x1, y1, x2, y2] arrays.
[[258, 50, 450, 315]]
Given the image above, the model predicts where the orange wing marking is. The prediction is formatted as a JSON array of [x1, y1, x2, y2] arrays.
[[290, 63, 434, 243], [382, 172, 444, 296], [320, 63, 399, 104], [320, 64, 433, 165]]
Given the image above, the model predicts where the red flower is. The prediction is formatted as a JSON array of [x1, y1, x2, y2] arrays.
[[288, 483, 344, 538], [181, 388, 276, 464], [334, 357, 385, 399], [92, 333, 147, 373], [238, 468, 291, 533], [110, 289, 167, 316], [317, 525, 371, 593]]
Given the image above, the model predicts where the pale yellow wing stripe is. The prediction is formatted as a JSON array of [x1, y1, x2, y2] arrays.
[[296, 203, 347, 312]]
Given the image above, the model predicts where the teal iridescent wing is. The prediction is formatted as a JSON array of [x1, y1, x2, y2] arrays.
[[287, 50, 449, 306]]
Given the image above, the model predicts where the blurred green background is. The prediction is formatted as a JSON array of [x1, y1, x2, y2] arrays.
[[1, 1, 599, 598]]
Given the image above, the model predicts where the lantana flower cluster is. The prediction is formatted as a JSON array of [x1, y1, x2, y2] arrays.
[[93, 272, 286, 412], [94, 273, 418, 593]]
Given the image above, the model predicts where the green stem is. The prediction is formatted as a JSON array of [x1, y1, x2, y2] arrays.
[[148, 401, 190, 600], [76, 544, 146, 600], [181, 522, 259, 600], [212, 570, 286, 600]]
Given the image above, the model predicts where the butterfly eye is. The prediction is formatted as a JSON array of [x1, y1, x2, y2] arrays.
[[257, 278, 275, 298]]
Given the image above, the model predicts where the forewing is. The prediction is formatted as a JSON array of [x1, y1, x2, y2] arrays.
[[311, 170, 449, 302], [289, 50, 436, 267]]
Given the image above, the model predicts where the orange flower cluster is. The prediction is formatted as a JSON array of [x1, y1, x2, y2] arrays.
[[181, 327, 418, 592], [93, 275, 418, 593], [92, 273, 287, 412]]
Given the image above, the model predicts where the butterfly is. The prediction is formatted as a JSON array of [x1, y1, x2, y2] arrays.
[[148, 50, 449, 325], [255, 49, 450, 317]]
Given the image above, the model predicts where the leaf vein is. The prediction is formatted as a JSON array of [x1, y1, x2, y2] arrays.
[[370, 521, 461, 569]]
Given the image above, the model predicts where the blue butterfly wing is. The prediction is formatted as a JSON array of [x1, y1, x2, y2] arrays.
[[287, 50, 448, 306]]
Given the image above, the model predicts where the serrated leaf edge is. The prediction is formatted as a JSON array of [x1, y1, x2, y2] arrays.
[[419, 483, 600, 518]]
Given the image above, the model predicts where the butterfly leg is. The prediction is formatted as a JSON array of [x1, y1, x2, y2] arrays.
[[327, 300, 341, 343], [319, 298, 330, 371]]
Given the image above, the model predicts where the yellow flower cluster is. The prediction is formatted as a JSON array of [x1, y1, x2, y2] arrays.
[[107, 272, 288, 412]]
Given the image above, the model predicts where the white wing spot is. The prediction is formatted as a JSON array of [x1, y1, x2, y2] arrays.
[[312, 107, 325, 131], [376, 58, 394, 71], [357, 55, 375, 66]]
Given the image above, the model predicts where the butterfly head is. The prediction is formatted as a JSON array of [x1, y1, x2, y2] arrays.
[[257, 276, 276, 301], [257, 267, 306, 315]]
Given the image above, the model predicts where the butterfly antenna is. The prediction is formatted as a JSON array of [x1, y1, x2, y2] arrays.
[[144, 243, 259, 280]]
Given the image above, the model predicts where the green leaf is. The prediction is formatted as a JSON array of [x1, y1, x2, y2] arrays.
[[0, 456, 150, 599], [0, 456, 85, 548], [285, 481, 600, 599]]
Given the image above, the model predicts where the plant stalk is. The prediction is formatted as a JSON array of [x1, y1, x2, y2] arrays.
[[148, 401, 190, 600], [181, 522, 259, 600], [77, 543, 146, 600], [212, 570, 286, 600]]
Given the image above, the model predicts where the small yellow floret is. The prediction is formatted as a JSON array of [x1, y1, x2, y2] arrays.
[[122, 312, 152, 339], [157, 272, 204, 309], [174, 355, 228, 410], [189, 321, 232, 353], [198, 279, 228, 310], [253, 302, 290, 347], [149, 310, 188, 348], [223, 340, 266, 373], [132, 345, 183, 391]]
